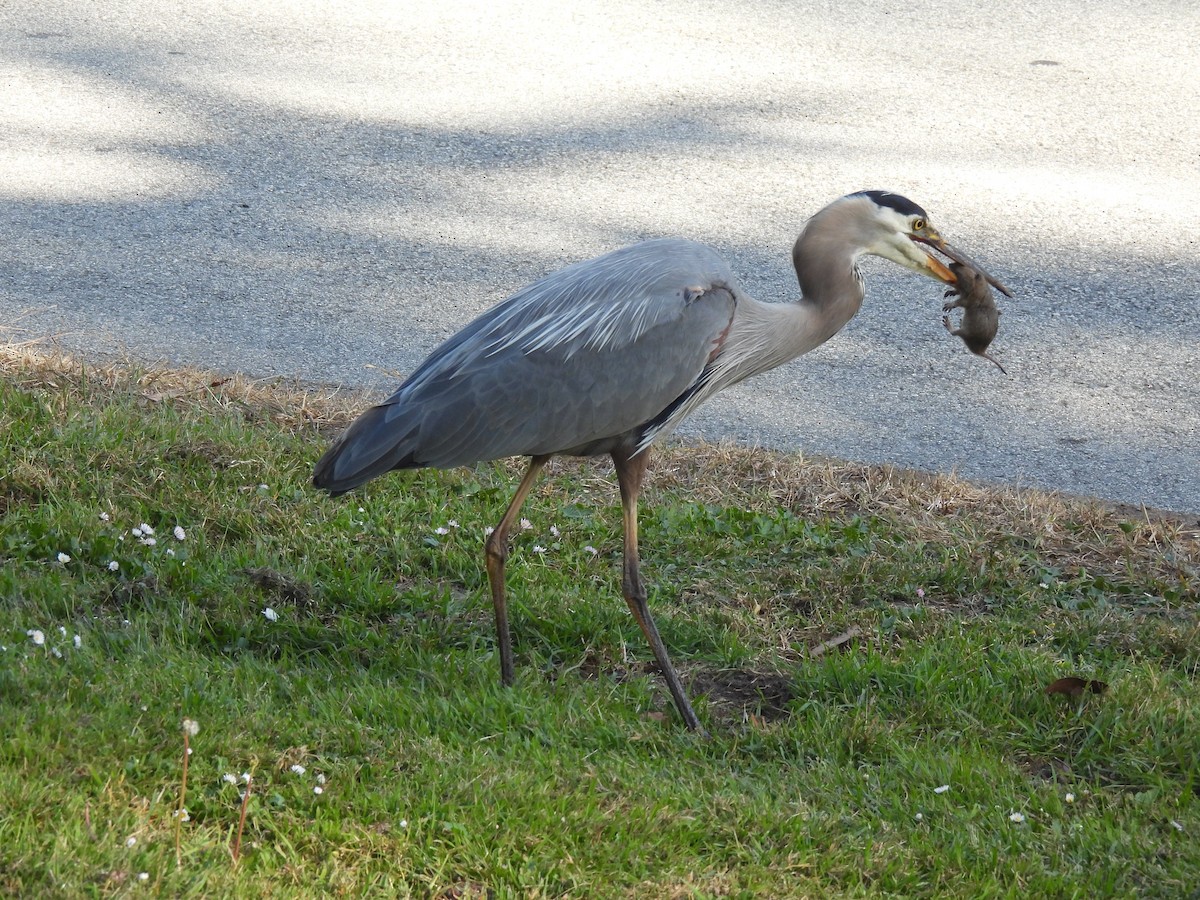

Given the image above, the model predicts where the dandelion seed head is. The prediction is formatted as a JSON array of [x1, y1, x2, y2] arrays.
[[182, 718, 199, 736], [263, 607, 279, 622], [57, 552, 71, 564]]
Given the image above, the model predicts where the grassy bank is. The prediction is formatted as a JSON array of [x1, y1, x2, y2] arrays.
[[1, 345, 1197, 897]]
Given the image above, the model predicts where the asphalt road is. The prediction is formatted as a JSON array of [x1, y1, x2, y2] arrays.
[[3, 1, 1198, 514]]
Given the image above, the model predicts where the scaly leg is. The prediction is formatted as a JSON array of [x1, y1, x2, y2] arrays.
[[612, 448, 706, 734], [484, 455, 550, 685]]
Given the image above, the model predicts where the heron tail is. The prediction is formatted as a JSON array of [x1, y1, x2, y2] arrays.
[[312, 403, 420, 496]]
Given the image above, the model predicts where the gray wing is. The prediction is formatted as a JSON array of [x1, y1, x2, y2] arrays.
[[314, 239, 740, 493]]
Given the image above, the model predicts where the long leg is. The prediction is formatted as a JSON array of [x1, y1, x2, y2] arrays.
[[485, 454, 551, 685], [612, 447, 706, 734]]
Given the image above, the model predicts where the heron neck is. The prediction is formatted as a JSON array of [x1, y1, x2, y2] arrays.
[[791, 223, 866, 338], [711, 230, 865, 387]]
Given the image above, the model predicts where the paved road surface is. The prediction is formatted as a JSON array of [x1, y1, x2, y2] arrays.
[[3, 1, 1198, 514]]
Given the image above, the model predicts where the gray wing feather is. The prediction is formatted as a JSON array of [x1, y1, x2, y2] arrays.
[[313, 239, 741, 491]]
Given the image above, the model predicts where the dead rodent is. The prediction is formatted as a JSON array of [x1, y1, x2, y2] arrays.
[[942, 261, 1007, 374]]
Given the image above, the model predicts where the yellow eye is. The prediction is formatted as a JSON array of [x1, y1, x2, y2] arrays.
[[913, 218, 926, 231]]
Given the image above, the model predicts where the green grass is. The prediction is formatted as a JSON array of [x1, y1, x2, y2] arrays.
[[1, 350, 1197, 897]]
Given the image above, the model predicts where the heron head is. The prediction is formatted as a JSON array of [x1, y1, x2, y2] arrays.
[[851, 190, 1013, 297]]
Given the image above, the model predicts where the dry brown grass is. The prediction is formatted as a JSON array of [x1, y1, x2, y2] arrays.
[[4, 338, 1197, 599]]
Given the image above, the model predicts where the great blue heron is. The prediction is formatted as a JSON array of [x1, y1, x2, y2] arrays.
[[314, 190, 1010, 734]]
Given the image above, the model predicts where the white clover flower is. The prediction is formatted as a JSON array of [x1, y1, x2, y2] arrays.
[[263, 607, 279, 622], [447, 519, 459, 528], [519, 518, 532, 531], [108, 560, 119, 571], [126, 836, 137, 848], [434, 527, 450, 536], [1170, 820, 1184, 832], [165, 549, 175, 557], [584, 545, 599, 556], [1065, 793, 1075, 803], [173, 526, 186, 541], [99, 512, 111, 522], [313, 786, 324, 795], [223, 773, 238, 785], [242, 773, 252, 783], [139, 524, 154, 536], [316, 773, 326, 785], [290, 764, 306, 776], [140, 537, 157, 547], [914, 812, 923, 821], [182, 718, 199, 736], [51, 647, 63, 659], [484, 526, 495, 537], [138, 872, 149, 882], [532, 545, 546, 554], [916, 587, 926, 599], [399, 819, 408, 828], [132, 527, 143, 538], [1009, 812, 1026, 823], [549, 525, 561, 538], [28, 629, 45, 646], [934, 785, 950, 794], [74, 634, 82, 649], [57, 552, 71, 564]]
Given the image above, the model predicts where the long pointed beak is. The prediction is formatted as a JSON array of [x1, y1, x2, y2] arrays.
[[913, 233, 1014, 297]]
